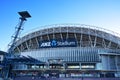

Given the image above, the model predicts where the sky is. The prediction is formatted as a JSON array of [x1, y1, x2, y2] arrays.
[[0, 0, 120, 51]]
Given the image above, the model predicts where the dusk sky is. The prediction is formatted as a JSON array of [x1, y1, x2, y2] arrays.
[[0, 0, 120, 51]]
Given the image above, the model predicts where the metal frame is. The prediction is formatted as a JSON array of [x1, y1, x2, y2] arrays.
[[14, 25, 120, 52]]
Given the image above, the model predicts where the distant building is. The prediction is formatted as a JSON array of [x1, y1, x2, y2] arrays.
[[0, 51, 4, 62], [0, 51, 6, 79]]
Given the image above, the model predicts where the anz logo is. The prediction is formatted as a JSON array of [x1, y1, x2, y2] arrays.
[[40, 40, 57, 47], [51, 40, 57, 47]]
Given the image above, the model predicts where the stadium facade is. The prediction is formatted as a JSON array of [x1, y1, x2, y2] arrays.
[[11, 24, 120, 78]]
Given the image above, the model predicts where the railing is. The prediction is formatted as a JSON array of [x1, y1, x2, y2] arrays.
[[21, 24, 120, 38], [14, 77, 120, 80]]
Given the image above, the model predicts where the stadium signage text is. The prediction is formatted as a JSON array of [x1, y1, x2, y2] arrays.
[[40, 39, 77, 48]]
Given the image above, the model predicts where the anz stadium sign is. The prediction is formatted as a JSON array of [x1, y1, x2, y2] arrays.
[[40, 39, 77, 48]]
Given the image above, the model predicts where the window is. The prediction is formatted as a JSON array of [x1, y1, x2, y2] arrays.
[[81, 63, 95, 69], [67, 63, 80, 69]]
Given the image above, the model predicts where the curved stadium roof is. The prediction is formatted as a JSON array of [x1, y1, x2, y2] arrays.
[[13, 24, 120, 52]]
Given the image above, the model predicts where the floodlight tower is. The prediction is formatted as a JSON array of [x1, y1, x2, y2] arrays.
[[8, 11, 31, 54]]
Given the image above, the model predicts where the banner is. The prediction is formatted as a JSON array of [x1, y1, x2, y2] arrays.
[[39, 38, 77, 48]]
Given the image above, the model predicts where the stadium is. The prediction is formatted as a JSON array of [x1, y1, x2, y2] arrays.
[[7, 24, 120, 80]]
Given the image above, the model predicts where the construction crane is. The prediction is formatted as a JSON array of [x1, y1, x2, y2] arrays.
[[8, 11, 31, 54]]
